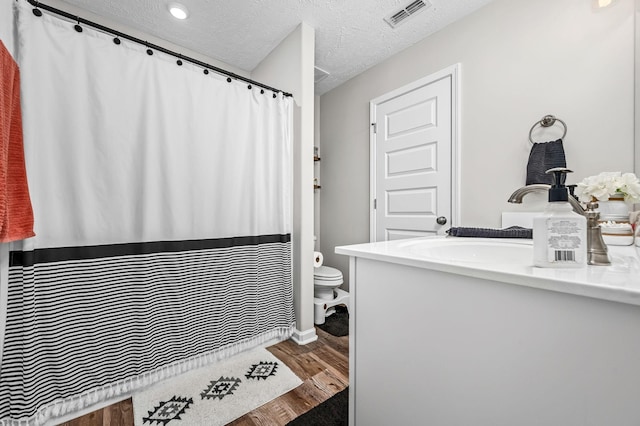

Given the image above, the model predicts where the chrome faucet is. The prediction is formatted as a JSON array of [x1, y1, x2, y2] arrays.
[[508, 184, 586, 215], [508, 184, 611, 265]]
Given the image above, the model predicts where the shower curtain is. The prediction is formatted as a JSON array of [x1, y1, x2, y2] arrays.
[[0, 1, 294, 424]]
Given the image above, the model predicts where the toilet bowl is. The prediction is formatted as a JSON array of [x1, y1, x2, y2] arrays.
[[313, 266, 350, 325], [314, 266, 343, 299]]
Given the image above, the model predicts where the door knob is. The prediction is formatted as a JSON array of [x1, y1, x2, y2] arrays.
[[436, 216, 447, 225]]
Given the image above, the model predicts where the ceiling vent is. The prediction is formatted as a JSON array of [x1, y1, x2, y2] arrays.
[[384, 0, 432, 28], [314, 66, 330, 84]]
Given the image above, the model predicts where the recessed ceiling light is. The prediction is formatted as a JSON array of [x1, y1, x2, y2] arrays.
[[169, 3, 189, 20]]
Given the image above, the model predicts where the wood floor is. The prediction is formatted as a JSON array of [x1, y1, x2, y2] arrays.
[[59, 327, 349, 426]]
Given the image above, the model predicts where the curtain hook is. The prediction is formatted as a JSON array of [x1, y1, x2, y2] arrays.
[[32, 1, 43, 17], [176, 54, 183, 66], [145, 42, 153, 56], [74, 17, 83, 33]]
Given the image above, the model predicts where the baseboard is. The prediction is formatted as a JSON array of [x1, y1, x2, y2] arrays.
[[291, 327, 318, 345]]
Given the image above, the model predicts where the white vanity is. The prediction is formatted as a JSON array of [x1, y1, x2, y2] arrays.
[[336, 237, 640, 426]]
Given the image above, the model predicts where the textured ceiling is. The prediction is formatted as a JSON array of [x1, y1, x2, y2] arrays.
[[55, 0, 495, 94]]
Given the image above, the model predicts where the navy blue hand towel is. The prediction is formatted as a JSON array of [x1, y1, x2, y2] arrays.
[[526, 139, 566, 185], [446, 226, 532, 239]]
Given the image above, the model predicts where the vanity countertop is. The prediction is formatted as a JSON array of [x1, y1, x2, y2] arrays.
[[336, 236, 640, 307]]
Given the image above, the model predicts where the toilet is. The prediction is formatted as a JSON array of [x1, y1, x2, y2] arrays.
[[313, 265, 350, 325]]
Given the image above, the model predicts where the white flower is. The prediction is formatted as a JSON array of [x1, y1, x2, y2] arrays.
[[618, 172, 640, 202], [575, 172, 640, 203]]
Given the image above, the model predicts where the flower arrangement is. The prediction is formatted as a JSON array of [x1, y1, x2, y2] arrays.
[[575, 172, 640, 203]]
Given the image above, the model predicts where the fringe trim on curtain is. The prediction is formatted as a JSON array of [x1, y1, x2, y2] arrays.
[[1, 325, 295, 426]]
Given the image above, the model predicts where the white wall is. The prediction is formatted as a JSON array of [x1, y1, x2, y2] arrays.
[[636, 0, 640, 178], [252, 23, 317, 343], [0, 1, 15, 56], [314, 95, 321, 252], [320, 0, 635, 287]]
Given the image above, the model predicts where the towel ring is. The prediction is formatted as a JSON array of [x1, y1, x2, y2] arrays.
[[528, 114, 567, 144]]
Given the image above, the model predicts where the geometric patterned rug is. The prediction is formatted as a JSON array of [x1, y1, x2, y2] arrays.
[[133, 346, 302, 426]]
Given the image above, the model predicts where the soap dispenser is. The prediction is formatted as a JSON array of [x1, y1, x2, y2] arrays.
[[533, 167, 587, 268]]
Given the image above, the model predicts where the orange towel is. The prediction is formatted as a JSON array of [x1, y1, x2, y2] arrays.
[[0, 40, 34, 242]]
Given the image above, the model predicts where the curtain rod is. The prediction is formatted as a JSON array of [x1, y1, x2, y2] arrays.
[[26, 0, 293, 98]]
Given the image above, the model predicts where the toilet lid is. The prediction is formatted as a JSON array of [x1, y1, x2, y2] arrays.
[[314, 265, 343, 280], [314, 278, 343, 287]]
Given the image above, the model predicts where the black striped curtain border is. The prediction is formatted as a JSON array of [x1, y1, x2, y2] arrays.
[[10, 233, 292, 267]]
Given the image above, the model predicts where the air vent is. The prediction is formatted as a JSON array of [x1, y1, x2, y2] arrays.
[[384, 0, 432, 28], [314, 66, 330, 84]]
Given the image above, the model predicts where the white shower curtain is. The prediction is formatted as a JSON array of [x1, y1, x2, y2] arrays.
[[0, 1, 293, 424]]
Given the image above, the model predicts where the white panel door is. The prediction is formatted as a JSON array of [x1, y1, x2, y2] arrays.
[[371, 74, 453, 241]]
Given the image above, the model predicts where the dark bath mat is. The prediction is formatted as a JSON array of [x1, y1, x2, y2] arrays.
[[317, 305, 349, 337], [286, 387, 349, 426]]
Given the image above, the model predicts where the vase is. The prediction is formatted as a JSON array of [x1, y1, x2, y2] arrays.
[[597, 194, 633, 246], [596, 193, 631, 223]]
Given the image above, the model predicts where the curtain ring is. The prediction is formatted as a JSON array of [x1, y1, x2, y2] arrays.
[[145, 42, 153, 56], [74, 17, 83, 33], [32, 1, 43, 17]]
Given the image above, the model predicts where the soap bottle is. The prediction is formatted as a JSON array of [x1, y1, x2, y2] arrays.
[[533, 167, 587, 268]]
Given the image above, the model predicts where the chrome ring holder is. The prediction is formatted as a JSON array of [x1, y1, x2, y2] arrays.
[[528, 114, 567, 144]]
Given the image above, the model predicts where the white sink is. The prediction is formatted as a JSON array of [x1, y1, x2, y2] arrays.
[[399, 237, 533, 264], [336, 236, 640, 307]]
